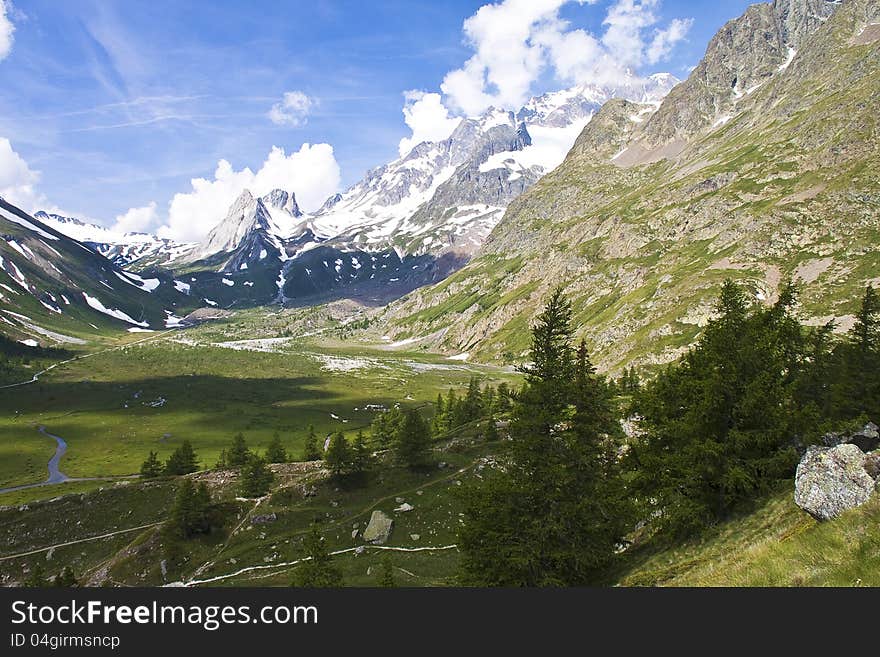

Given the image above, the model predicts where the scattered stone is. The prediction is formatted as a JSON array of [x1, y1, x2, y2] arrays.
[[355, 546, 365, 555], [821, 422, 880, 452], [395, 497, 405, 503], [794, 444, 876, 520], [330, 500, 339, 508], [438, 462, 448, 469], [410, 534, 420, 541], [394, 502, 414, 513], [301, 485, 317, 498], [160, 560, 167, 580], [864, 452, 880, 480], [251, 512, 277, 525], [416, 490, 423, 496], [352, 522, 360, 529], [362, 510, 394, 544], [351, 529, 359, 540]]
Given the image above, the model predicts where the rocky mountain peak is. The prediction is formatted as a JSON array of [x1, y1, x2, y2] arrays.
[[772, 0, 839, 47], [262, 189, 303, 217], [192, 189, 271, 260], [637, 0, 844, 149]]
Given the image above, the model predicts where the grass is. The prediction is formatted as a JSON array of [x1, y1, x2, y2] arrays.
[[616, 489, 880, 587], [0, 311, 517, 489], [0, 427, 58, 488], [0, 419, 493, 587]]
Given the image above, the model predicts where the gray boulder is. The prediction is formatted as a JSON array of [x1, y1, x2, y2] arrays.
[[362, 510, 394, 544], [850, 422, 880, 453], [794, 444, 875, 520], [864, 452, 880, 480]]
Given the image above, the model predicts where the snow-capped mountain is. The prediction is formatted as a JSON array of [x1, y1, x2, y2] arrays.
[[0, 199, 193, 339], [33, 211, 194, 269], [307, 74, 679, 259], [35, 74, 679, 308]]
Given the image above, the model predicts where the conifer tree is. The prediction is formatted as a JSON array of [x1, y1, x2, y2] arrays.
[[302, 425, 321, 461], [631, 280, 802, 535], [495, 382, 512, 413], [484, 414, 499, 442], [463, 376, 484, 422], [293, 525, 343, 587], [833, 285, 880, 420], [350, 430, 372, 477], [227, 432, 251, 467], [394, 409, 432, 469], [239, 454, 275, 497], [458, 288, 629, 585], [371, 407, 403, 448], [166, 479, 214, 539], [445, 389, 461, 427], [265, 433, 288, 464], [431, 393, 446, 434], [164, 440, 199, 475], [324, 432, 350, 479], [140, 451, 163, 478]]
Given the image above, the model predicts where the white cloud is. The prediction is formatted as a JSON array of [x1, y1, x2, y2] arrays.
[[157, 143, 341, 242], [267, 91, 315, 127], [398, 91, 461, 157], [646, 17, 693, 65], [440, 0, 691, 115], [112, 202, 158, 234], [0, 1, 15, 62], [0, 137, 42, 211]]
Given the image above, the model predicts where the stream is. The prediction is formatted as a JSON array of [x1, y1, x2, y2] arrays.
[[0, 426, 70, 495]]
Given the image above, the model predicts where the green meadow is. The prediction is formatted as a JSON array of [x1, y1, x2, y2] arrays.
[[0, 311, 516, 491]]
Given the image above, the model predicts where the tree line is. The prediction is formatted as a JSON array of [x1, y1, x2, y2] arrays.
[[456, 282, 880, 585]]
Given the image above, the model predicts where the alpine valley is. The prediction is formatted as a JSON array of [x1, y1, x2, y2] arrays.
[[1, 0, 879, 589]]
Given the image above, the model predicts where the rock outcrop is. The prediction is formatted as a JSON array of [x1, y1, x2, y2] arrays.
[[794, 444, 877, 520], [362, 510, 394, 544]]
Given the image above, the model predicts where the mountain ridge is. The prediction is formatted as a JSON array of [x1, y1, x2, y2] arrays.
[[380, 0, 879, 371]]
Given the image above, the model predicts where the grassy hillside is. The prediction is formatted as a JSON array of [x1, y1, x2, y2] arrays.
[[382, 0, 880, 373], [616, 489, 880, 587]]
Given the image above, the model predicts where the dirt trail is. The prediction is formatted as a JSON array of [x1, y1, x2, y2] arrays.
[[0, 522, 162, 562], [178, 544, 460, 587], [0, 330, 175, 390]]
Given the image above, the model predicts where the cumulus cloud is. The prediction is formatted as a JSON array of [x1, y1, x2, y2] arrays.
[[0, 137, 43, 211], [398, 91, 461, 157], [440, 0, 691, 115], [157, 143, 341, 242], [267, 91, 315, 127], [0, 1, 15, 61], [646, 17, 694, 65], [112, 202, 158, 234]]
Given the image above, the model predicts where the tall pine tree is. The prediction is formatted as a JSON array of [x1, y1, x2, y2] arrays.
[[458, 288, 629, 585]]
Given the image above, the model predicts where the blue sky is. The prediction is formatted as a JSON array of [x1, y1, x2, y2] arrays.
[[0, 0, 755, 239]]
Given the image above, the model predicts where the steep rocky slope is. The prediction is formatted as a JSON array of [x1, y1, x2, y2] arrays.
[[383, 0, 880, 371]]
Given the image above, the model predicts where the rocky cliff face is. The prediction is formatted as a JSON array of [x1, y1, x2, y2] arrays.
[[639, 0, 841, 150], [383, 0, 879, 371]]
